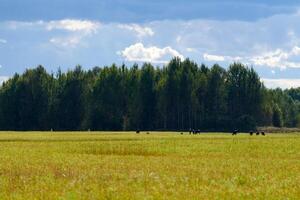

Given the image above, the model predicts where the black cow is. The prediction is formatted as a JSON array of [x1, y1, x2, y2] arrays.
[[136, 130, 140, 134], [261, 131, 265, 136], [256, 131, 260, 135], [232, 129, 238, 135], [249, 131, 253, 136]]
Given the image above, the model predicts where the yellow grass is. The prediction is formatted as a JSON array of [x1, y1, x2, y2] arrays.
[[0, 132, 299, 199]]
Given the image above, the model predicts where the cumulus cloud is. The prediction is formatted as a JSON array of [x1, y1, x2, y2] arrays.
[[202, 46, 300, 69], [50, 36, 83, 48], [120, 43, 184, 63], [118, 24, 154, 38], [186, 48, 197, 52], [46, 19, 100, 33], [203, 53, 243, 63], [262, 78, 300, 89], [250, 47, 300, 69], [46, 20, 100, 48], [203, 53, 225, 62], [251, 49, 288, 68]]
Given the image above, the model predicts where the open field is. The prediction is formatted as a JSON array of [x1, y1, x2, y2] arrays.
[[0, 132, 299, 199]]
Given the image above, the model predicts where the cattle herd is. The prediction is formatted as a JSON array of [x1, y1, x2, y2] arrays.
[[135, 129, 266, 135], [249, 131, 265, 136]]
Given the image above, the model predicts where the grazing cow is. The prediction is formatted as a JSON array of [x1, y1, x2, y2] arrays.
[[249, 131, 253, 136], [232, 129, 238, 135], [261, 131, 265, 136], [136, 130, 140, 134], [146, 132, 150, 134], [192, 129, 200, 134], [256, 131, 260, 135], [180, 132, 183, 135]]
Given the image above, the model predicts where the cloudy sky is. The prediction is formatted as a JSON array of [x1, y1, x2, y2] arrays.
[[1, 0, 300, 88]]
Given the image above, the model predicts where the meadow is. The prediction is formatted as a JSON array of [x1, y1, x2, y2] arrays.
[[0, 132, 299, 199]]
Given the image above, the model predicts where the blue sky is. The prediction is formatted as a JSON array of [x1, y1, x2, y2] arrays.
[[1, 0, 300, 88]]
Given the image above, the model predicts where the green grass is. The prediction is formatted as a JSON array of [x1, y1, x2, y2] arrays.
[[0, 132, 299, 199]]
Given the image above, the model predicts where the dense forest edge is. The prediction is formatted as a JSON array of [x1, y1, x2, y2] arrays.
[[1, 57, 300, 131]]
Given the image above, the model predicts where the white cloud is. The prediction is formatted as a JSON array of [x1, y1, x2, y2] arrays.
[[5, 20, 100, 34], [0, 39, 7, 44], [203, 53, 225, 62], [203, 53, 243, 63], [202, 46, 300, 69], [120, 43, 184, 63], [142, 12, 300, 70], [291, 46, 300, 55], [6, 20, 44, 30], [262, 78, 300, 89], [250, 47, 300, 69], [118, 24, 154, 38], [251, 49, 289, 69], [46, 20, 101, 48], [4, 19, 100, 48], [186, 48, 197, 52], [46, 19, 100, 33], [50, 36, 83, 48]]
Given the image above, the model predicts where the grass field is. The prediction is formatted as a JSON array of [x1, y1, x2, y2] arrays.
[[0, 132, 299, 199]]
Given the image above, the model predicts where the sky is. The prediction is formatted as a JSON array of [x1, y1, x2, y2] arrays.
[[1, 0, 300, 88]]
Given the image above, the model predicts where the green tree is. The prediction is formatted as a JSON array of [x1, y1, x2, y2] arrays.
[[56, 66, 86, 130], [272, 104, 283, 127], [137, 63, 156, 130]]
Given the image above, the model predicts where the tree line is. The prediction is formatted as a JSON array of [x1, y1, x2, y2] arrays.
[[0, 58, 299, 131]]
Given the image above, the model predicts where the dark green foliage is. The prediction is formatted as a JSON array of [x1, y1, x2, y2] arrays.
[[55, 66, 87, 130], [236, 115, 257, 132], [137, 64, 156, 130], [272, 104, 283, 127], [90, 65, 124, 130], [0, 58, 299, 131]]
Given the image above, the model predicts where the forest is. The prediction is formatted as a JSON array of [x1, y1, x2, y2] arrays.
[[0, 57, 299, 131]]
